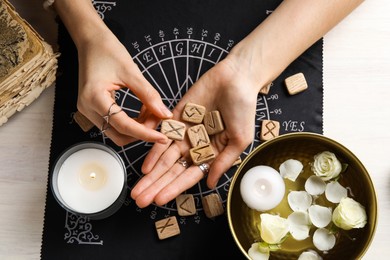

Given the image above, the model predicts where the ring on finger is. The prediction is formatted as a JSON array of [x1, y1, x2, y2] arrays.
[[100, 120, 110, 134], [176, 158, 189, 168], [198, 163, 210, 177], [103, 102, 123, 124]]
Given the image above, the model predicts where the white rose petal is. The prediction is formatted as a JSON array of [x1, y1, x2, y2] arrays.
[[287, 211, 311, 241], [305, 175, 326, 196], [308, 205, 332, 228], [260, 213, 289, 244], [279, 159, 304, 182], [311, 151, 342, 181], [332, 197, 367, 230], [313, 228, 336, 251], [248, 243, 270, 260], [325, 181, 348, 203], [298, 250, 323, 260], [288, 191, 313, 212]]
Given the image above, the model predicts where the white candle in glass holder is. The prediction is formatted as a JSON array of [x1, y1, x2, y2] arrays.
[[240, 165, 285, 211], [55, 146, 125, 214]]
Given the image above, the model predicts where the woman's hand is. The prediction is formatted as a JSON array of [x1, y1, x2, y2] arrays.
[[76, 32, 172, 146], [55, 0, 364, 208], [54, 0, 172, 146], [128, 0, 364, 209], [131, 54, 263, 208]]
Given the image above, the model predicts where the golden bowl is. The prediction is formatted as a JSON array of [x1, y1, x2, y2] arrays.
[[227, 132, 377, 259]]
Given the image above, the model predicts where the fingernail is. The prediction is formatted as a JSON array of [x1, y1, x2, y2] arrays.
[[161, 105, 172, 118], [208, 181, 216, 190], [157, 138, 169, 144]]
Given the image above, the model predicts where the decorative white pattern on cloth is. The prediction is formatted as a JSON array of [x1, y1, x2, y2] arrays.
[[40, 1, 323, 259]]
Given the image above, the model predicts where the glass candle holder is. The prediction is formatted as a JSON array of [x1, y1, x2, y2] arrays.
[[51, 142, 127, 220]]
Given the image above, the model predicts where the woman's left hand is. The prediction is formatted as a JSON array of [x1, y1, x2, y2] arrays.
[[130, 0, 365, 209], [130, 55, 264, 208]]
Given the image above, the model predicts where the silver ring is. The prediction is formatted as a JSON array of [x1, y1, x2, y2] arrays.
[[100, 121, 110, 134], [177, 158, 189, 168], [103, 102, 123, 124], [198, 163, 210, 177]]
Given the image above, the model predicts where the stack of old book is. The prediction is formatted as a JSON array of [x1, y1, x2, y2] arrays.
[[0, 0, 59, 126]]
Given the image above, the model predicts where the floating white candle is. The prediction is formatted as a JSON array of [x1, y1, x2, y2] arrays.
[[52, 142, 126, 219], [240, 165, 285, 211]]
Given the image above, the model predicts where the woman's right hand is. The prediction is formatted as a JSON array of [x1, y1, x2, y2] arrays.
[[76, 30, 172, 146], [54, 0, 172, 146]]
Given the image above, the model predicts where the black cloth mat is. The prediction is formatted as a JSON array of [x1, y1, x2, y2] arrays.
[[41, 1, 323, 259]]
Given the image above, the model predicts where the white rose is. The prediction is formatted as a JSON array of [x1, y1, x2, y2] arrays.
[[260, 213, 289, 244], [332, 197, 367, 230], [311, 151, 342, 181]]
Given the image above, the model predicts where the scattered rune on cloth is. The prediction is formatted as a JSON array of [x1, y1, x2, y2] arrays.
[[41, 1, 323, 259]]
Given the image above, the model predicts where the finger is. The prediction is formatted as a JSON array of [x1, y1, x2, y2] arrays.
[[112, 111, 169, 142], [101, 102, 168, 145], [141, 141, 171, 174], [137, 105, 161, 129], [79, 105, 169, 147], [78, 89, 169, 145], [141, 135, 190, 174], [121, 67, 172, 119], [153, 165, 206, 206], [131, 144, 182, 199], [101, 125, 138, 145], [108, 105, 161, 145], [206, 144, 243, 189], [76, 109, 138, 144], [132, 162, 189, 208]]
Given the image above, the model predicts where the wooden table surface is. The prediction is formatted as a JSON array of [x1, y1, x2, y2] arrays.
[[1, 0, 389, 259]]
